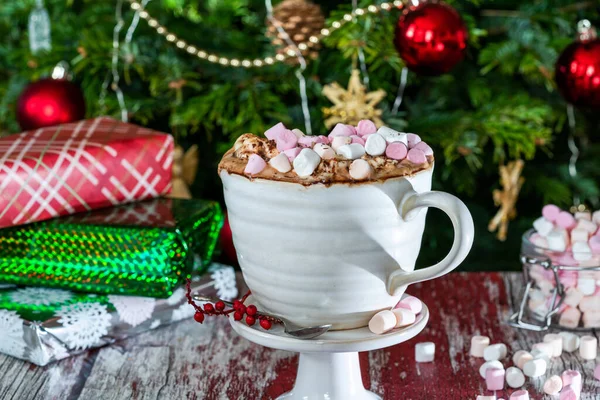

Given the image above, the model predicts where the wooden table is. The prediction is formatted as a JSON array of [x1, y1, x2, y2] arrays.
[[1, 272, 599, 400]]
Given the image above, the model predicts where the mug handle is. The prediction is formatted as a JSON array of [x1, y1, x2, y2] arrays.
[[387, 190, 475, 296]]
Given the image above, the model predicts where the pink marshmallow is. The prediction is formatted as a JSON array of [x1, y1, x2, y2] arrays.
[[385, 142, 408, 160], [485, 368, 504, 391], [283, 147, 302, 162], [346, 125, 357, 135], [413, 141, 433, 156], [561, 370, 582, 392], [407, 148, 427, 164], [407, 133, 422, 148], [542, 204, 561, 222], [315, 135, 329, 144], [350, 135, 366, 146], [356, 119, 377, 136], [275, 129, 299, 151], [264, 122, 288, 140], [328, 123, 355, 138], [395, 295, 422, 314], [509, 390, 529, 400], [298, 136, 318, 148], [559, 385, 578, 400], [590, 236, 600, 254], [556, 211, 577, 230], [244, 154, 267, 176]]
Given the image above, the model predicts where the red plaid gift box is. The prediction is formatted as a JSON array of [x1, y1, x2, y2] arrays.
[[0, 117, 173, 228]]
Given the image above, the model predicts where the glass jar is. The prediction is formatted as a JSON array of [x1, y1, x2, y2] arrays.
[[509, 229, 600, 331]]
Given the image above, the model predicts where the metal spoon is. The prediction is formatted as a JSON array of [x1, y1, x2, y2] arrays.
[[193, 295, 331, 340]]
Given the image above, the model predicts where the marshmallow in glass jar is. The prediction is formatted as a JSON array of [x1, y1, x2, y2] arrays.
[[520, 205, 600, 330]]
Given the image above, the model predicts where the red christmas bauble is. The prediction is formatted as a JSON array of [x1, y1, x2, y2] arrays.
[[219, 213, 238, 264], [394, 2, 468, 76], [17, 78, 86, 131], [555, 39, 600, 109]]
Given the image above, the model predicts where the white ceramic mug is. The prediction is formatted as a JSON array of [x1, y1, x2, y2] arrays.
[[220, 165, 474, 330]]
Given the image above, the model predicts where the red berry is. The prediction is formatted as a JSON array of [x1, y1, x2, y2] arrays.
[[260, 319, 272, 330], [203, 303, 215, 314], [233, 311, 243, 321], [194, 311, 205, 323], [233, 300, 243, 310], [246, 315, 256, 326], [238, 304, 246, 314], [215, 301, 225, 312], [246, 305, 257, 316]]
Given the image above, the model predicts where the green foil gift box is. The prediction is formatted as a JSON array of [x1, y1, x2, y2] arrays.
[[0, 198, 223, 297]]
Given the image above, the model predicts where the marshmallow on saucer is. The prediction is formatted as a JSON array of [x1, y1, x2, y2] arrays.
[[395, 296, 422, 314], [364, 133, 387, 156], [505, 366, 525, 389], [293, 148, 321, 177], [269, 153, 292, 173], [391, 308, 416, 328], [415, 342, 435, 362], [377, 126, 407, 145], [368, 310, 396, 334], [336, 143, 365, 160], [579, 335, 597, 360], [349, 159, 372, 181], [470, 335, 490, 357]]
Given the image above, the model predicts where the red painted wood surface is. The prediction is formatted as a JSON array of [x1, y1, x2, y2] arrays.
[[1, 272, 599, 400]]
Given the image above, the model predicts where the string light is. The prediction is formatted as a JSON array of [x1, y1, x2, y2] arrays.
[[125, 0, 403, 68]]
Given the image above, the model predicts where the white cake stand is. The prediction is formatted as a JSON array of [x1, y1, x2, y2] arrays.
[[230, 298, 429, 400]]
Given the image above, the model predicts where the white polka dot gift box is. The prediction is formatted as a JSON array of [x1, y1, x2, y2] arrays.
[[0, 117, 173, 229], [0, 263, 237, 366]]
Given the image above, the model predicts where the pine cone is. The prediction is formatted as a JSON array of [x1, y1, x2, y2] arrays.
[[266, 0, 324, 64]]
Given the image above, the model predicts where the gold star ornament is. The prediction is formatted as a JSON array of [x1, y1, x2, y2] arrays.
[[322, 69, 386, 129]]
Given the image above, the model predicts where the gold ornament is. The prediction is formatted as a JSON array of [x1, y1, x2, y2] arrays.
[[266, 0, 325, 64], [168, 144, 199, 199], [322, 69, 386, 129], [488, 160, 525, 241]]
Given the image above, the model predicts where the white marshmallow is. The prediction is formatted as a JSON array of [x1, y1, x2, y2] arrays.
[[376, 126, 408, 145], [559, 332, 580, 352], [578, 295, 600, 312], [336, 143, 365, 160], [532, 342, 553, 358], [269, 153, 292, 173], [349, 159, 372, 180], [505, 366, 525, 388], [576, 218, 597, 233], [470, 336, 490, 357], [483, 343, 507, 361], [391, 308, 416, 328], [543, 375, 563, 395], [579, 335, 597, 360], [576, 211, 592, 221], [523, 358, 546, 377], [415, 342, 435, 362], [571, 228, 589, 242], [593, 210, 600, 225], [479, 360, 504, 379], [364, 133, 387, 156], [292, 148, 321, 177], [533, 217, 554, 236], [330, 136, 351, 151], [578, 276, 596, 295], [530, 348, 550, 364], [564, 287, 584, 307], [573, 241, 592, 261], [368, 310, 396, 334], [512, 350, 531, 369], [313, 143, 336, 160], [543, 333, 563, 357], [547, 229, 568, 252], [291, 128, 305, 138]]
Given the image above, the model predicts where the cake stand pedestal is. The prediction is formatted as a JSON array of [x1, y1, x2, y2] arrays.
[[230, 299, 429, 400]]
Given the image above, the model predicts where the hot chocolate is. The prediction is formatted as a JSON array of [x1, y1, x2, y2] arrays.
[[218, 120, 433, 185]]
